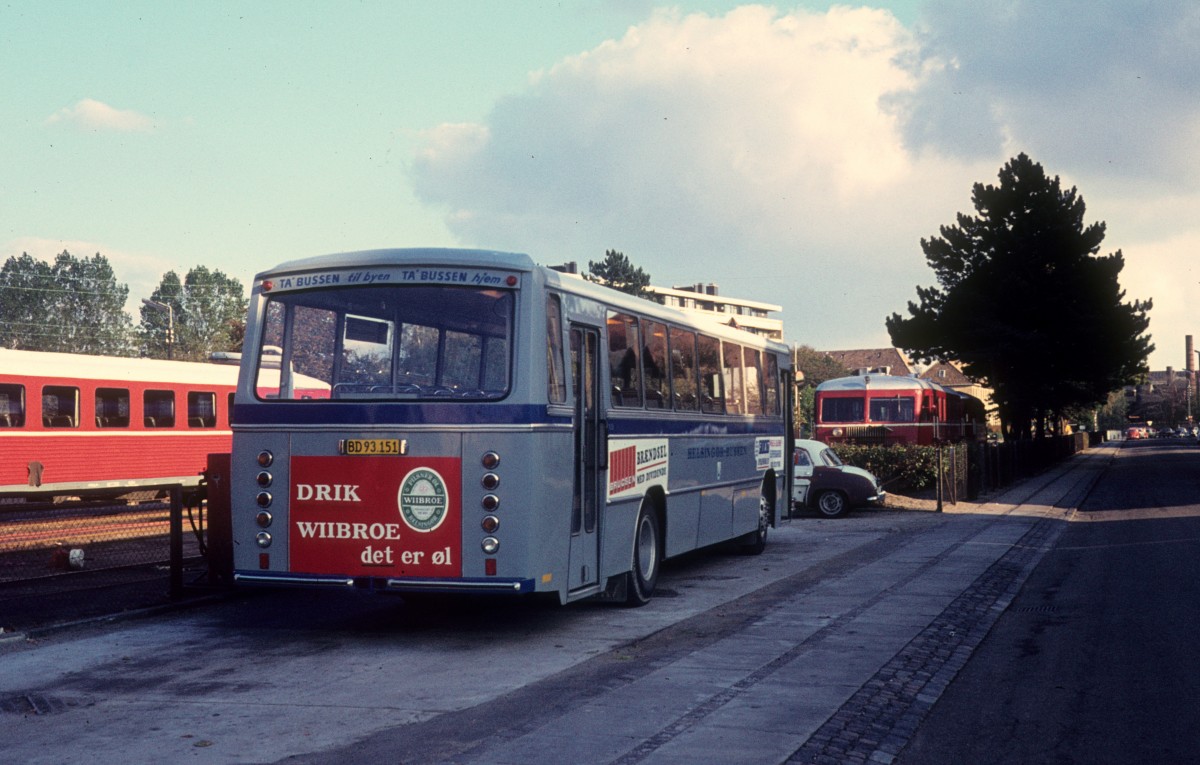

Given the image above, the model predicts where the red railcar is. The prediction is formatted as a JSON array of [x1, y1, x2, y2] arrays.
[[0, 349, 247, 498], [813, 374, 983, 446]]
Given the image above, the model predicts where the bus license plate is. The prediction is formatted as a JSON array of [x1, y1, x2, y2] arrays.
[[339, 438, 405, 456]]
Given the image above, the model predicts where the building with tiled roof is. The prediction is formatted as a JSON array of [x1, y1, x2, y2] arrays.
[[821, 348, 912, 377]]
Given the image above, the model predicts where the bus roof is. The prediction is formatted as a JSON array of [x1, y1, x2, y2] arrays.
[[253, 248, 790, 357], [255, 248, 536, 281]]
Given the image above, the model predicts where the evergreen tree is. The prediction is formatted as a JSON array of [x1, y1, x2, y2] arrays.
[[586, 249, 652, 299], [0, 254, 55, 349], [0, 251, 132, 354], [886, 154, 1152, 440], [140, 266, 247, 361]]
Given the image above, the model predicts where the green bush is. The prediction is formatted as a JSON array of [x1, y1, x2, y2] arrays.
[[834, 443, 968, 492]]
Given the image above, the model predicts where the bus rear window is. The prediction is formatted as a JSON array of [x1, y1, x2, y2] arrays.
[[255, 284, 513, 401]]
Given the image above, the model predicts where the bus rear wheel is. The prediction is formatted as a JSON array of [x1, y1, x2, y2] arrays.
[[738, 494, 770, 555], [623, 502, 661, 607]]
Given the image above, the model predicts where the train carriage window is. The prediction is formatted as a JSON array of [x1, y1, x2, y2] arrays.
[[723, 342, 744, 415], [42, 386, 78, 428], [607, 312, 642, 407], [698, 335, 724, 414], [188, 391, 217, 428], [869, 395, 916, 423], [144, 390, 176, 428], [822, 397, 864, 423], [643, 321, 669, 409], [95, 388, 130, 428], [0, 383, 25, 427], [669, 327, 698, 411], [228, 392, 236, 426]]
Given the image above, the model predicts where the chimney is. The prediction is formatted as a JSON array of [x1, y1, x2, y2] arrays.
[[1189, 335, 1195, 375]]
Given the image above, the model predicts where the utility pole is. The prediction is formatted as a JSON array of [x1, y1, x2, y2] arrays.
[[141, 299, 174, 360]]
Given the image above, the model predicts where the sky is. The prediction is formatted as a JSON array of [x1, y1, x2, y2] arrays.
[[3, 1, 1198, 371]]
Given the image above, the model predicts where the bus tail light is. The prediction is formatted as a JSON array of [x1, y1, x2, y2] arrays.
[[481, 537, 499, 554], [481, 515, 499, 533], [255, 531, 272, 548], [485, 558, 497, 576]]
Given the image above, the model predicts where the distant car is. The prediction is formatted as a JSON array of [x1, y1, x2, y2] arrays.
[[792, 439, 886, 518]]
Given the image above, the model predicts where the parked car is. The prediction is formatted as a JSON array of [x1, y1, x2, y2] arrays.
[[792, 439, 886, 518]]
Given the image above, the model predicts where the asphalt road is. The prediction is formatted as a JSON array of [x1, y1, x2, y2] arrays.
[[0, 442, 1139, 765], [896, 438, 1200, 765]]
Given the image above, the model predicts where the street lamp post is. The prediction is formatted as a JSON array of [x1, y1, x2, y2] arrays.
[[141, 299, 174, 360]]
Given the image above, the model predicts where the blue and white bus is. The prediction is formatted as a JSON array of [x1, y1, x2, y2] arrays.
[[230, 249, 792, 605]]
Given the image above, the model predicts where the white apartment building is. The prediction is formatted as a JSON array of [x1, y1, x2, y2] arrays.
[[646, 283, 784, 340]]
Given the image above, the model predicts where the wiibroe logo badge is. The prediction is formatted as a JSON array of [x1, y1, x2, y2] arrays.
[[398, 468, 449, 532]]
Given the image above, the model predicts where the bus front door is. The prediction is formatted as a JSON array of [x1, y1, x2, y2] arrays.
[[568, 325, 602, 592]]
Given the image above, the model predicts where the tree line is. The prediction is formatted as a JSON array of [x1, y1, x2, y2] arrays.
[[0, 251, 247, 362], [3, 157, 1155, 444]]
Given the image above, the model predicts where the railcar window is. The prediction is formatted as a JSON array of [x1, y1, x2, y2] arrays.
[[607, 312, 642, 407], [723, 342, 744, 415], [698, 335, 723, 414], [821, 397, 864, 423], [144, 390, 176, 428], [643, 321, 669, 409], [188, 391, 217, 428], [0, 383, 25, 427], [95, 388, 130, 428], [869, 396, 916, 423], [42, 386, 78, 428], [669, 327, 698, 411]]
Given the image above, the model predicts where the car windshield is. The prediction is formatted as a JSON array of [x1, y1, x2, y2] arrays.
[[254, 284, 513, 401], [820, 448, 844, 467]]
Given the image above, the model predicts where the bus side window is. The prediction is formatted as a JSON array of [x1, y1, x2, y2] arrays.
[[764, 353, 780, 416], [607, 312, 642, 407], [743, 347, 763, 414], [669, 327, 698, 411], [698, 334, 724, 414], [723, 342, 744, 415], [643, 320, 668, 408], [546, 295, 567, 404], [0, 383, 26, 427]]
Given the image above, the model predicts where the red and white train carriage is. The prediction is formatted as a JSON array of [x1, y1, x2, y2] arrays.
[[813, 373, 983, 446], [0, 349, 249, 498]]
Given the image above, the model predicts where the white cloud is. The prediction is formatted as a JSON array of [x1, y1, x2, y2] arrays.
[[414, 2, 1193, 369], [45, 99, 156, 132]]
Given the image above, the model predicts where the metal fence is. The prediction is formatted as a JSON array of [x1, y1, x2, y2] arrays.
[[0, 485, 214, 634]]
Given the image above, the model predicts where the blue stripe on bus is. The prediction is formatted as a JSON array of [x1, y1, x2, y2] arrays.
[[233, 403, 555, 427], [233, 403, 783, 436]]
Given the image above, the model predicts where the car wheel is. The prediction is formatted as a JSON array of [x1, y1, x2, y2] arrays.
[[815, 490, 848, 518], [622, 501, 661, 607]]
